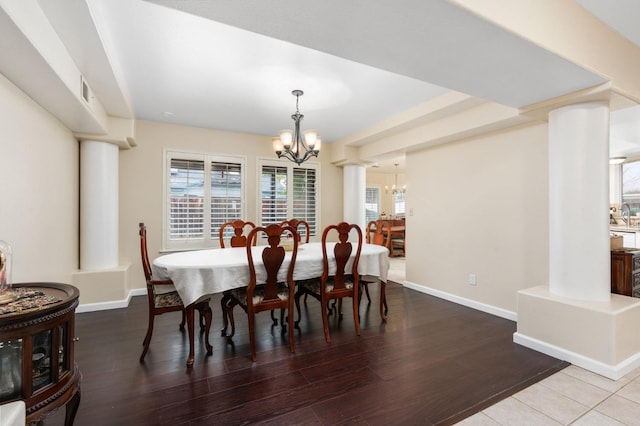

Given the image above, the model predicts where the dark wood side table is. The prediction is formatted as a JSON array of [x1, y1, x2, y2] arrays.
[[610, 249, 640, 297], [0, 282, 81, 425]]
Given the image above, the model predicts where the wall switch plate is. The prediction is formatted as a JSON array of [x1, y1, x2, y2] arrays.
[[469, 274, 477, 286]]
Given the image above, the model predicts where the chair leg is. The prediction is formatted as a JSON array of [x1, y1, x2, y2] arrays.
[[380, 281, 388, 322], [199, 310, 206, 331], [220, 292, 230, 336], [270, 310, 278, 325], [179, 310, 186, 331], [288, 305, 295, 354], [248, 309, 257, 362], [362, 282, 371, 303], [294, 289, 303, 327], [199, 305, 213, 355], [322, 296, 331, 343], [226, 300, 237, 342], [140, 312, 155, 362], [353, 295, 361, 336]]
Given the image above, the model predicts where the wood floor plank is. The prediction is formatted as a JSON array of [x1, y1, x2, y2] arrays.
[[41, 281, 568, 425]]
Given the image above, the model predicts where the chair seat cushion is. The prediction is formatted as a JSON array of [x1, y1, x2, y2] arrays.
[[229, 283, 290, 306], [154, 290, 184, 308], [298, 277, 354, 294]]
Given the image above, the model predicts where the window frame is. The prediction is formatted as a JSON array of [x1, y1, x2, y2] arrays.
[[394, 191, 406, 217], [163, 149, 247, 251], [622, 160, 640, 210], [257, 157, 320, 237]]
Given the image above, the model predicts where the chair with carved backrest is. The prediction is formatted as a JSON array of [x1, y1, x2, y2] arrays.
[[361, 220, 391, 321], [138, 223, 212, 362], [281, 219, 310, 243], [218, 219, 257, 333], [294, 222, 363, 343], [219, 219, 257, 248], [224, 223, 299, 361]]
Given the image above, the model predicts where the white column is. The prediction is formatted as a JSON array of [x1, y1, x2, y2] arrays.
[[343, 164, 366, 230], [80, 140, 119, 270], [548, 102, 610, 301]]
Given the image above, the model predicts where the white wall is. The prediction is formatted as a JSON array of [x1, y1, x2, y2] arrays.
[[119, 120, 344, 293], [406, 124, 549, 313], [0, 73, 79, 285]]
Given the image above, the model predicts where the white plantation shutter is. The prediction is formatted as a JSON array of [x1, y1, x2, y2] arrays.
[[210, 161, 242, 239], [293, 167, 317, 236], [165, 151, 245, 250], [169, 158, 205, 239], [260, 165, 288, 226], [259, 160, 319, 236]]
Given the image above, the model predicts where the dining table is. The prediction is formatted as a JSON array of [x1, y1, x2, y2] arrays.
[[152, 241, 390, 367]]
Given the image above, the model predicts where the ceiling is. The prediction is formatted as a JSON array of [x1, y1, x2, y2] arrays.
[[11, 1, 640, 171]]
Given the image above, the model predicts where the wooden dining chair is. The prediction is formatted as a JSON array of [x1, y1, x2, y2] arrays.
[[219, 219, 257, 333], [281, 219, 310, 243], [361, 220, 391, 321], [138, 223, 212, 362], [295, 222, 363, 343], [224, 223, 299, 361], [219, 219, 257, 248], [391, 236, 406, 257]]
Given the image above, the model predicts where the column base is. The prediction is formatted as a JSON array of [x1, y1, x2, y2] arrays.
[[71, 264, 132, 311], [516, 285, 640, 379]]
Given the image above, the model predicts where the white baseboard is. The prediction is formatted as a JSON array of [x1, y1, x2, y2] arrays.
[[402, 280, 517, 321], [513, 332, 640, 380], [76, 288, 146, 313], [401, 281, 640, 379]]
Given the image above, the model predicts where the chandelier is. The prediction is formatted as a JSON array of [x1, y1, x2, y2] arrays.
[[272, 90, 321, 165], [386, 163, 406, 195]]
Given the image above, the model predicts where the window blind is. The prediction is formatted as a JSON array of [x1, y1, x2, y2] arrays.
[[210, 161, 242, 239], [293, 167, 317, 236], [260, 165, 288, 226], [169, 158, 205, 239]]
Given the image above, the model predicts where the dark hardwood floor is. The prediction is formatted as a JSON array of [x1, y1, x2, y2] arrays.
[[45, 281, 568, 425]]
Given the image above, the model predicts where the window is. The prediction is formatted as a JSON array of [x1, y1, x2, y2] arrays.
[[365, 187, 380, 222], [164, 151, 245, 249], [259, 159, 319, 236], [622, 160, 640, 215], [394, 192, 406, 217]]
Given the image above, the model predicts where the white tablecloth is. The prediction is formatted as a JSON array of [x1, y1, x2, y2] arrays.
[[152, 242, 390, 306], [0, 401, 25, 426]]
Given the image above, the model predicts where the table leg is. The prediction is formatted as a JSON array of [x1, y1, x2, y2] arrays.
[[185, 304, 195, 368]]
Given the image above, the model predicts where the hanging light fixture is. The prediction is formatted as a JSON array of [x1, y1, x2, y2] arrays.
[[386, 163, 406, 195], [272, 90, 321, 165]]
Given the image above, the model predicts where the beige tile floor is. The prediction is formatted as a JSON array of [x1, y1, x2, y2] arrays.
[[458, 365, 640, 425], [388, 257, 640, 425], [387, 256, 405, 284]]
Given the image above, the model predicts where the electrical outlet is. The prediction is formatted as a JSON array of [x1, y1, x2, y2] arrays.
[[468, 273, 477, 286]]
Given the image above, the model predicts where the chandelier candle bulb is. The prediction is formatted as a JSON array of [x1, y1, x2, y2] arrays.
[[304, 129, 317, 148], [272, 137, 283, 154], [279, 130, 293, 149]]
